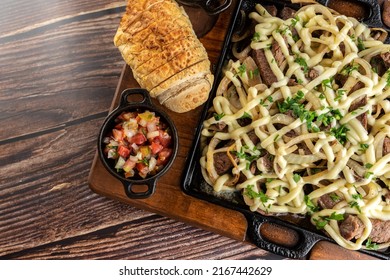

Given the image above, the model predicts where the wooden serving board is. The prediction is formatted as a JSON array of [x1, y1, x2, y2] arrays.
[[88, 1, 377, 260]]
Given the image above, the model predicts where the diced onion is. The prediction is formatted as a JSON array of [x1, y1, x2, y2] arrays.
[[149, 157, 157, 171], [147, 130, 160, 139], [109, 140, 119, 147], [129, 155, 139, 162], [131, 143, 139, 152], [115, 156, 126, 170], [124, 128, 136, 139], [107, 149, 117, 159], [139, 118, 147, 127], [147, 122, 157, 132]]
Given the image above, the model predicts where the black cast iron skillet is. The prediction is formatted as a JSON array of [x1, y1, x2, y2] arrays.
[[182, 0, 390, 259], [317, 0, 388, 37], [177, 0, 233, 15], [98, 89, 178, 199]]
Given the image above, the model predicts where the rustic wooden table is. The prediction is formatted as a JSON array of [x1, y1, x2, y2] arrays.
[[0, 0, 380, 260], [0, 0, 278, 260]]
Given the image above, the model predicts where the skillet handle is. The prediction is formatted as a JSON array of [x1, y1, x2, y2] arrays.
[[177, 0, 232, 15], [123, 179, 157, 199], [316, 0, 384, 29], [245, 214, 323, 259]]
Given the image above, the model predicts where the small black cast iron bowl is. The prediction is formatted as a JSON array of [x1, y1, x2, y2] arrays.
[[97, 88, 178, 199]]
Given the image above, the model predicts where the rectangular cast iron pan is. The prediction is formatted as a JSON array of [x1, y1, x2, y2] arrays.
[[182, 0, 390, 260]]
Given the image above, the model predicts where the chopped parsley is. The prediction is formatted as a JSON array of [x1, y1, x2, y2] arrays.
[[237, 64, 246, 76], [359, 143, 369, 152], [304, 195, 320, 214], [233, 147, 259, 162], [386, 69, 390, 87], [294, 55, 309, 73], [278, 92, 345, 133], [330, 124, 349, 144], [328, 212, 345, 221], [248, 68, 259, 79], [364, 171, 374, 179], [330, 193, 340, 202], [213, 112, 225, 121], [293, 173, 301, 183], [334, 89, 346, 101], [313, 218, 328, 229], [291, 15, 300, 27], [277, 91, 305, 114], [352, 193, 363, 200], [321, 78, 334, 90], [341, 63, 360, 76], [240, 111, 252, 119], [365, 163, 373, 169], [139, 157, 149, 166], [348, 197, 362, 213], [365, 238, 379, 250], [292, 34, 300, 42], [252, 32, 261, 42], [313, 212, 344, 230], [276, 25, 289, 35], [245, 185, 273, 210], [317, 108, 342, 127], [357, 37, 365, 51], [350, 35, 365, 52]]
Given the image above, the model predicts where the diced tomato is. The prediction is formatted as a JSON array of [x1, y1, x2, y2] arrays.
[[121, 112, 135, 121], [130, 132, 147, 145], [112, 129, 123, 141], [123, 158, 136, 173], [117, 145, 131, 158], [136, 162, 149, 178], [157, 130, 172, 147], [104, 110, 173, 179], [116, 112, 134, 121], [150, 141, 164, 154], [157, 148, 172, 166]]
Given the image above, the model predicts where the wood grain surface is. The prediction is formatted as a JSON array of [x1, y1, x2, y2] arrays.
[[0, 0, 384, 260]]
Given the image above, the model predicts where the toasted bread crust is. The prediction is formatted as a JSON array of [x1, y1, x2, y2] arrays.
[[135, 46, 209, 87], [114, 0, 214, 112], [151, 60, 212, 98]]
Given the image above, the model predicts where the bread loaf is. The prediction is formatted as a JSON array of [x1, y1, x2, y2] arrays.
[[114, 0, 214, 113]]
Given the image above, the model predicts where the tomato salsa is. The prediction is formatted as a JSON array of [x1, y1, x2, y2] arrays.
[[103, 110, 173, 178]]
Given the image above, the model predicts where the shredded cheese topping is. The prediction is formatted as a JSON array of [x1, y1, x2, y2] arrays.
[[200, 4, 390, 251]]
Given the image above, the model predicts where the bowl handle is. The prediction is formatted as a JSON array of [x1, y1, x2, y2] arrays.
[[119, 88, 153, 107], [123, 179, 157, 199]]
